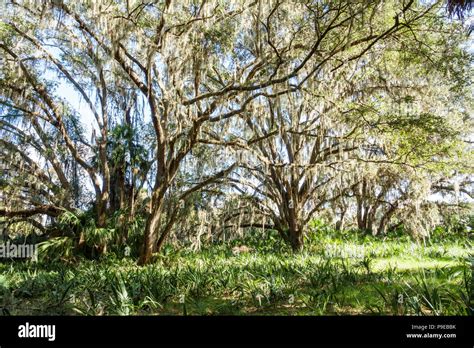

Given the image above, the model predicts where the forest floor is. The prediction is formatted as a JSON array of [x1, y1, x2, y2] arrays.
[[0, 229, 472, 315]]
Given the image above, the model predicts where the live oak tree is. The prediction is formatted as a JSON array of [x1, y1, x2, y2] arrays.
[[0, 7, 116, 226], [219, 0, 472, 250], [0, 0, 472, 262], [226, 91, 362, 251], [346, 11, 473, 236]]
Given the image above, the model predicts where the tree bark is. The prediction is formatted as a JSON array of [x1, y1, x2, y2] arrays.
[[377, 205, 397, 235], [138, 206, 162, 265], [336, 206, 346, 231], [289, 228, 304, 252], [138, 182, 168, 265]]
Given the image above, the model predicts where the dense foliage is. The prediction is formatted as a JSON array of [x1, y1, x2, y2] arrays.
[[1, 227, 472, 315], [0, 0, 472, 316]]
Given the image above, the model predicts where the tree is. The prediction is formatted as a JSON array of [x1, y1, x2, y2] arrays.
[[0, 0, 472, 262], [221, 0, 472, 249]]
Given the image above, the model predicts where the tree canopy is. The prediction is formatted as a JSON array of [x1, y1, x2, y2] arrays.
[[0, 0, 472, 264]]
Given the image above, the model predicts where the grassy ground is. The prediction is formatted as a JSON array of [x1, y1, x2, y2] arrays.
[[0, 229, 472, 315]]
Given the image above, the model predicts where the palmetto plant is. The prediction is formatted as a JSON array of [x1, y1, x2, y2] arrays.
[[37, 237, 75, 262], [0, 223, 471, 315], [109, 274, 133, 316]]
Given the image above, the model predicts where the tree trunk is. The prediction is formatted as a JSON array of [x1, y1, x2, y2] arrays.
[[96, 201, 106, 227], [155, 226, 170, 253], [95, 194, 108, 256], [356, 196, 364, 230], [377, 206, 397, 235], [336, 208, 346, 231], [138, 204, 163, 265], [96, 186, 110, 228], [367, 206, 376, 235], [289, 228, 303, 252]]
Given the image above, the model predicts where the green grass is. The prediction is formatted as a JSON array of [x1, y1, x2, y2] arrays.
[[0, 229, 472, 316]]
